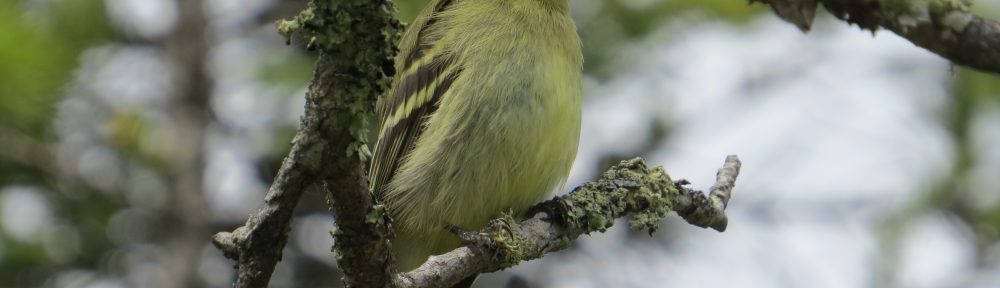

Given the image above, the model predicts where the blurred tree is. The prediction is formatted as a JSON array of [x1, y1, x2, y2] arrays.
[[0, 0, 117, 285]]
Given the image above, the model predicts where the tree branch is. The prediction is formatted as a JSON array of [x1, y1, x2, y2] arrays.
[[756, 0, 1000, 74], [392, 156, 742, 288], [212, 0, 998, 286], [212, 0, 402, 287], [214, 1, 745, 287]]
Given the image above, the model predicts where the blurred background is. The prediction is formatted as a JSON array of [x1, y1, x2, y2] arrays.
[[1, 0, 999, 287]]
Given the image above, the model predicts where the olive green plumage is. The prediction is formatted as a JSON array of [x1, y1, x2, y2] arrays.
[[369, 0, 582, 271]]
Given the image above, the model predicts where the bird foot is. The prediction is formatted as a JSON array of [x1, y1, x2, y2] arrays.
[[674, 178, 691, 187], [526, 195, 571, 227], [446, 225, 492, 246]]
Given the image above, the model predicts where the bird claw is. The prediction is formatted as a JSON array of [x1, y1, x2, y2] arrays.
[[526, 196, 571, 227], [445, 224, 491, 246], [674, 178, 691, 187]]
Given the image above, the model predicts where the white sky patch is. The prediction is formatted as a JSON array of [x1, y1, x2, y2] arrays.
[[199, 243, 236, 287], [76, 45, 173, 108], [293, 214, 338, 266], [205, 0, 275, 33], [106, 0, 177, 39], [203, 128, 268, 222], [0, 186, 55, 243], [644, 16, 951, 201], [895, 214, 975, 288]]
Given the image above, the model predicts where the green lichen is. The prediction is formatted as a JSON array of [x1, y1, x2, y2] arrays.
[[929, 0, 973, 33], [347, 115, 374, 161], [366, 204, 388, 225], [880, 0, 972, 30], [927, 0, 970, 13], [330, 227, 344, 259], [282, 1, 402, 286], [279, 0, 403, 161], [484, 212, 526, 268], [626, 165, 676, 234], [562, 158, 677, 235], [940, 11, 974, 32]]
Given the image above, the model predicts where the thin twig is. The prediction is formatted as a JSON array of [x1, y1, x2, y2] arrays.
[[392, 156, 743, 288]]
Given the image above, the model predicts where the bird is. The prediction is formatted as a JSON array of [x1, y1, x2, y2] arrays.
[[368, 0, 582, 284]]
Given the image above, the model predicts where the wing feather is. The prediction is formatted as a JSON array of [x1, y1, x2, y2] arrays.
[[369, 0, 460, 197]]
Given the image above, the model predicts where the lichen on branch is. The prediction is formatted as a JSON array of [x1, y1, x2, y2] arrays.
[[216, 1, 747, 287], [755, 0, 1000, 74], [392, 156, 742, 288], [212, 1, 403, 287], [561, 158, 678, 234]]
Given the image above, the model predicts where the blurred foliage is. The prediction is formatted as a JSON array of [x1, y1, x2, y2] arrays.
[[880, 66, 1000, 286], [951, 68, 1000, 239], [956, 68, 1000, 103], [0, 0, 112, 136], [0, 0, 118, 285]]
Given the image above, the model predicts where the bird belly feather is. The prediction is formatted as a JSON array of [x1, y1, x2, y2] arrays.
[[385, 1, 582, 271]]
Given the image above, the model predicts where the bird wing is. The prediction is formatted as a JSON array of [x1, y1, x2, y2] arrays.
[[369, 0, 461, 196]]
